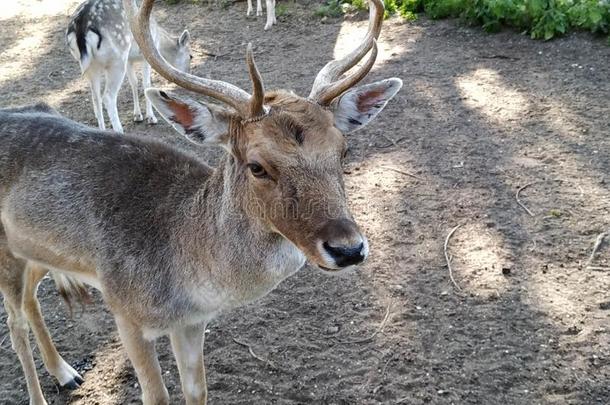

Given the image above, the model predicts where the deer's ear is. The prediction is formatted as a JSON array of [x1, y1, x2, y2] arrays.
[[333, 78, 403, 134], [145, 89, 230, 146], [178, 30, 190, 47]]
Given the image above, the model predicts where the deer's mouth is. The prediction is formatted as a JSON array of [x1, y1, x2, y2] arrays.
[[315, 263, 359, 275]]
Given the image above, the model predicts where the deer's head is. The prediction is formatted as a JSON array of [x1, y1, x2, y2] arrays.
[[158, 29, 191, 73], [127, 0, 401, 272]]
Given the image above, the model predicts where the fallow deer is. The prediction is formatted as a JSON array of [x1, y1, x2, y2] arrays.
[[66, 0, 192, 133], [0, 0, 401, 403]]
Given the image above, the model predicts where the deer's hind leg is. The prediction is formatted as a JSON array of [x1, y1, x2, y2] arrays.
[[0, 248, 47, 405], [126, 61, 144, 123], [23, 263, 84, 389], [86, 69, 106, 130], [103, 57, 127, 133]]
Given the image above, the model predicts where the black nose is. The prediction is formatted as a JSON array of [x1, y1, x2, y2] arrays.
[[323, 241, 365, 267]]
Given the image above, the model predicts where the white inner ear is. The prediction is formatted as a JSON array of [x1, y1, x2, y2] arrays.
[[333, 78, 403, 134], [179, 30, 190, 46]]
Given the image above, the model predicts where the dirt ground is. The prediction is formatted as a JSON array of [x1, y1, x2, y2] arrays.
[[1, 0, 609, 404]]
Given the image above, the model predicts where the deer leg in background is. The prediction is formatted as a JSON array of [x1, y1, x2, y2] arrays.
[[87, 71, 105, 130], [126, 62, 144, 122], [170, 324, 208, 405], [142, 62, 158, 124], [264, 0, 275, 30], [103, 60, 127, 133]]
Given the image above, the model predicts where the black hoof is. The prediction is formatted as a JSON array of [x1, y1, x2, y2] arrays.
[[62, 377, 83, 390], [74, 375, 85, 385]]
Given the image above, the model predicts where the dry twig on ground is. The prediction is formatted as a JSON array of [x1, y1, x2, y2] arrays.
[[444, 224, 463, 292], [586, 231, 610, 270], [232, 337, 277, 370], [335, 303, 392, 344], [0, 334, 7, 350], [515, 182, 539, 217], [380, 166, 421, 180], [202, 50, 230, 59], [380, 133, 397, 147]]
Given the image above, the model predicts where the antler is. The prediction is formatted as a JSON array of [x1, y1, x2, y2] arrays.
[[308, 0, 384, 105], [124, 0, 266, 118]]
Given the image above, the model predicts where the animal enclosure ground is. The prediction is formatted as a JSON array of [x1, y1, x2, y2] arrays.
[[1, 1, 609, 404]]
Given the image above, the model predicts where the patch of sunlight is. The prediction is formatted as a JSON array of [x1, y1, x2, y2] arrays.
[[332, 17, 412, 70], [42, 76, 86, 107], [526, 278, 580, 324], [512, 97, 610, 207], [446, 222, 511, 298], [0, 21, 61, 87], [345, 153, 419, 344], [0, 0, 80, 21], [0, 0, 79, 20], [456, 68, 529, 123], [349, 153, 417, 237], [69, 340, 128, 405]]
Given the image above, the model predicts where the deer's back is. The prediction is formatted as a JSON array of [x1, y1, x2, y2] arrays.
[[67, 0, 128, 40]]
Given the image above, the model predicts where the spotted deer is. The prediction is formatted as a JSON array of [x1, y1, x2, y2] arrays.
[[247, 0, 277, 30], [66, 0, 192, 133], [0, 0, 401, 403]]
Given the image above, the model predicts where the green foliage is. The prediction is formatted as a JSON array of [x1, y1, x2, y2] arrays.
[[335, 0, 610, 40], [316, 0, 345, 17], [350, 0, 369, 10], [276, 3, 290, 16], [384, 0, 399, 16]]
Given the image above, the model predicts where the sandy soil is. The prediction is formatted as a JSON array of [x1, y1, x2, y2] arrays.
[[0, 0, 609, 404]]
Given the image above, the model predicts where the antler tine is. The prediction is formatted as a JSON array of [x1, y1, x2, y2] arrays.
[[317, 41, 378, 106], [246, 43, 266, 118], [125, 0, 253, 117], [308, 0, 384, 105]]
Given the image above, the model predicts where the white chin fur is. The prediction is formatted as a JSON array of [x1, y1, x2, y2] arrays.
[[361, 237, 370, 259], [315, 264, 359, 276]]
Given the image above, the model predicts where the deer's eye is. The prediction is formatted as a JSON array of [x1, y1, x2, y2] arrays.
[[189, 54, 193, 60], [247, 163, 268, 178]]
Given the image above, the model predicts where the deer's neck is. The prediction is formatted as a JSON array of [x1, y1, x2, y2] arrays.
[[177, 153, 305, 309]]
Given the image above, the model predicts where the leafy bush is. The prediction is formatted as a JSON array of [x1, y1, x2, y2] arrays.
[[336, 0, 610, 40], [316, 0, 345, 17]]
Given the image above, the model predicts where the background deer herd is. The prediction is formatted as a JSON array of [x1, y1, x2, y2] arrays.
[[1, 0, 609, 404]]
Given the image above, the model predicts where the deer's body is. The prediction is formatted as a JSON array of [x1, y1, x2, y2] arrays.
[[1, 0, 402, 403], [66, 0, 191, 132], [0, 107, 304, 332]]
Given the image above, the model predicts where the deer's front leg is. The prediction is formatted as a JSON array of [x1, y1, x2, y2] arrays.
[[115, 316, 169, 405], [142, 62, 158, 124], [170, 323, 207, 405], [126, 62, 144, 122]]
